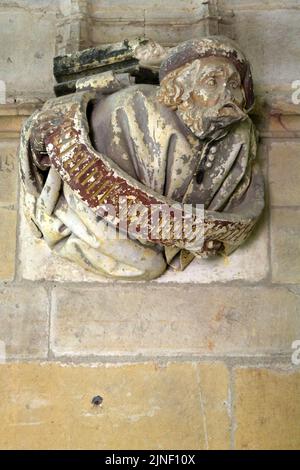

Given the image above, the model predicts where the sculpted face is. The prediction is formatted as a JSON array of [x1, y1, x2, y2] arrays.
[[159, 56, 248, 139], [190, 57, 245, 112]]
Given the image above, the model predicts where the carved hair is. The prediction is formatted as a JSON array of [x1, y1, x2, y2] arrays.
[[157, 60, 201, 109]]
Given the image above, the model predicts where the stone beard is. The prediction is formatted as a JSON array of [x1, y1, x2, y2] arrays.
[[176, 92, 247, 139], [19, 36, 265, 280]]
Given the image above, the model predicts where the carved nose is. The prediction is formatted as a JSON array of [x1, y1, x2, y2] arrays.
[[224, 87, 234, 102]]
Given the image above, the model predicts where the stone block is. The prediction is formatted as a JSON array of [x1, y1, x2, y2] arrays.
[[0, 1, 56, 101], [0, 361, 230, 450], [0, 286, 49, 358], [196, 362, 230, 450], [268, 115, 300, 138], [226, 1, 300, 91], [50, 285, 300, 357], [271, 208, 300, 283], [269, 141, 300, 206], [0, 141, 18, 207], [0, 208, 17, 281], [234, 367, 300, 450], [89, 0, 212, 46]]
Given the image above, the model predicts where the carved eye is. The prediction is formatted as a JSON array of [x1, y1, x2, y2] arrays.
[[206, 77, 217, 87]]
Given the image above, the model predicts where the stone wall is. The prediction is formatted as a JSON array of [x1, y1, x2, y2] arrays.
[[0, 0, 300, 450]]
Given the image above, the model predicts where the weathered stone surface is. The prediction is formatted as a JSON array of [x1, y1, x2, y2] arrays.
[[269, 141, 300, 206], [268, 114, 300, 138], [196, 362, 230, 450], [0, 141, 18, 206], [54, 38, 143, 82], [0, 361, 230, 450], [0, 0, 56, 101], [0, 105, 38, 140], [0, 286, 49, 358], [271, 208, 300, 284], [0, 116, 27, 141], [19, 206, 104, 283], [51, 285, 300, 357], [234, 367, 300, 450], [227, 1, 300, 91], [88, 0, 213, 47], [0, 208, 17, 281]]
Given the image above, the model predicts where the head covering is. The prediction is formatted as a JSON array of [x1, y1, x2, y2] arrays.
[[159, 36, 254, 111]]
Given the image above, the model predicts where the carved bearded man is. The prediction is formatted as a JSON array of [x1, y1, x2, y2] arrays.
[[20, 36, 264, 280]]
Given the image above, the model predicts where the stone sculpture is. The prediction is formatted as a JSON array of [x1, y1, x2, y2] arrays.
[[19, 36, 264, 280]]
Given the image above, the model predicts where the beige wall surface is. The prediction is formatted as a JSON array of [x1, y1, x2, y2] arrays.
[[0, 0, 300, 450]]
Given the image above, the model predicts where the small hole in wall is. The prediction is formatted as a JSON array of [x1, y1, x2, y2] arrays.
[[91, 395, 103, 406]]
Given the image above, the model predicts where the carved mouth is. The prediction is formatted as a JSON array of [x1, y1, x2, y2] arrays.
[[219, 103, 241, 117], [219, 103, 244, 118]]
